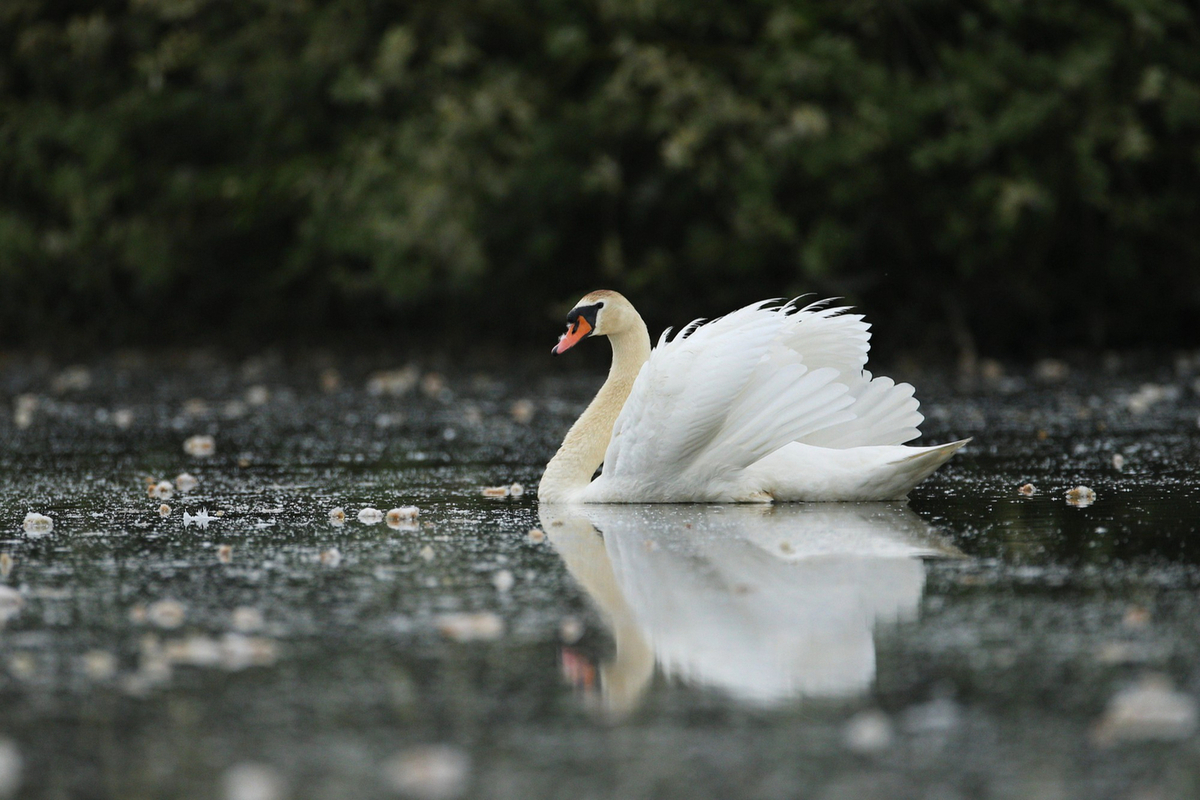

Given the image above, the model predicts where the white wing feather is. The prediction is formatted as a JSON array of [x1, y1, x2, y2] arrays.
[[589, 299, 926, 500], [777, 301, 923, 448], [602, 301, 784, 481]]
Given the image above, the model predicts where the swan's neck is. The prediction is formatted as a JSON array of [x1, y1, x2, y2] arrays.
[[539, 323, 651, 502]]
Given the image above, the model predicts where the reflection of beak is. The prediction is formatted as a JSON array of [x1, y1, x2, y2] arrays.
[[560, 646, 597, 690], [552, 317, 593, 355]]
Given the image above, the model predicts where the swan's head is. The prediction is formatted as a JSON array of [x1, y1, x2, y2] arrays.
[[552, 290, 634, 355]]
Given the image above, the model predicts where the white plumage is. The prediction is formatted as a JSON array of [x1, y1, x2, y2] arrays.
[[539, 291, 967, 504]]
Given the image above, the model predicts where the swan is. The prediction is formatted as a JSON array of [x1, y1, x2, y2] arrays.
[[539, 290, 968, 503]]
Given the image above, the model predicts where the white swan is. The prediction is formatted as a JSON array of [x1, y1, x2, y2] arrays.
[[539, 290, 968, 503]]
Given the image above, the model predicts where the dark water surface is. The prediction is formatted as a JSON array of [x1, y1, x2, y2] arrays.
[[3, 355, 1200, 799]]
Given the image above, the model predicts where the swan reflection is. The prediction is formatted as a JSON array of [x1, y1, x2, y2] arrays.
[[540, 503, 958, 715]]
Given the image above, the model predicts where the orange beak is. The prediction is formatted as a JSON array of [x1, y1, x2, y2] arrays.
[[552, 316, 593, 355]]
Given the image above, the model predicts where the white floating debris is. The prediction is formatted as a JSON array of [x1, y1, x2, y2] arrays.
[[182, 398, 210, 417], [436, 612, 504, 643], [1033, 358, 1069, 383], [329, 507, 346, 526], [81, 649, 117, 681], [319, 368, 341, 393], [1126, 383, 1178, 415], [245, 385, 270, 406], [382, 745, 470, 800], [1066, 486, 1097, 507], [149, 480, 174, 500], [481, 486, 510, 498], [509, 399, 535, 424], [22, 513, 53, 537], [509, 483, 524, 497], [165, 635, 223, 667], [1096, 641, 1152, 665], [387, 506, 420, 531], [492, 570, 515, 593], [358, 507, 383, 524], [366, 366, 419, 397], [387, 506, 421, 523], [130, 638, 172, 690], [0, 738, 21, 799], [1094, 675, 1198, 745], [419, 545, 435, 562], [232, 606, 264, 633], [1018, 483, 1036, 496], [0, 585, 23, 625], [375, 413, 403, 429], [901, 696, 961, 735], [51, 364, 91, 393], [113, 408, 134, 429], [559, 616, 584, 644], [183, 434, 216, 457], [844, 709, 894, 753], [183, 509, 214, 529], [175, 473, 198, 493], [978, 358, 1004, 382], [1123, 605, 1150, 629], [7, 653, 35, 680], [527, 528, 545, 544], [147, 599, 186, 629], [219, 633, 278, 670], [421, 373, 446, 398], [159, 504, 172, 517], [21, 512, 53, 535], [0, 554, 12, 579], [223, 400, 248, 419], [1112, 453, 1125, 470], [320, 548, 341, 567], [223, 762, 286, 800], [13, 394, 37, 430], [217, 544, 233, 564]]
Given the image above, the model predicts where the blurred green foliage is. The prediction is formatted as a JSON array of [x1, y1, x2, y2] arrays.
[[1, 0, 1198, 353]]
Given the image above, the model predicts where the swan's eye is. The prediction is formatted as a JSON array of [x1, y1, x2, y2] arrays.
[[562, 305, 598, 339]]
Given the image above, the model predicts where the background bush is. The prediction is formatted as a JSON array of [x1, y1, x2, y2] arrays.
[[2, 0, 1198, 357]]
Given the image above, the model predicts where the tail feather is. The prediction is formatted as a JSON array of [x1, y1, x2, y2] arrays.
[[892, 438, 970, 494], [749, 438, 971, 502]]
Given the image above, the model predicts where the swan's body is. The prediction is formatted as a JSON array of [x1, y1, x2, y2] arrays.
[[539, 290, 967, 503]]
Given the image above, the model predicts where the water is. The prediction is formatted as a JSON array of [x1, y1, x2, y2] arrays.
[[2, 355, 1200, 799]]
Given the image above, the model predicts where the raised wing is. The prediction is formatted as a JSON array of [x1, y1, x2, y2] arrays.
[[601, 301, 784, 483], [594, 299, 916, 498]]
